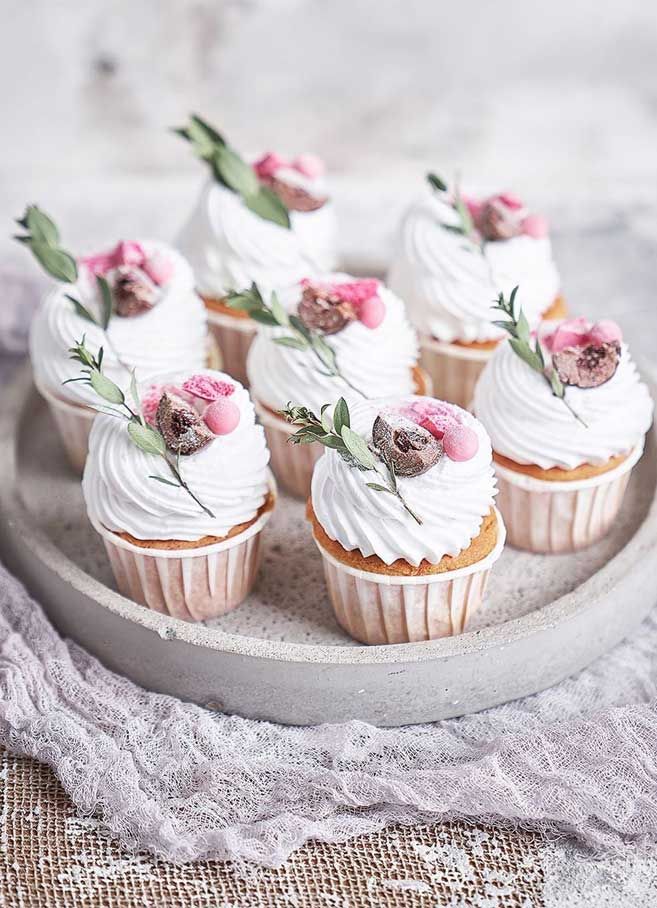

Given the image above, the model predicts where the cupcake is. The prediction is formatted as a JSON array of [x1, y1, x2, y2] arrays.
[[20, 207, 212, 473], [286, 395, 504, 644], [82, 364, 274, 621], [473, 303, 653, 553], [388, 174, 565, 408], [240, 275, 428, 497], [176, 116, 338, 385]]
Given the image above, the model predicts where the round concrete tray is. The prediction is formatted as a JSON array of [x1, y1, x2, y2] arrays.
[[2, 361, 657, 726]]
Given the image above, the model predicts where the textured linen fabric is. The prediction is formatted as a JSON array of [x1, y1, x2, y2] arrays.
[[1, 270, 657, 868]]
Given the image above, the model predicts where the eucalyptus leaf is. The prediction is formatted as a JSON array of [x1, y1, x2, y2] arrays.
[[30, 242, 78, 283], [320, 408, 333, 434], [289, 315, 311, 341], [273, 336, 308, 350], [515, 309, 530, 344], [250, 309, 279, 327], [270, 291, 290, 327], [128, 421, 167, 456], [129, 369, 141, 419], [311, 333, 337, 370], [225, 292, 261, 312], [366, 483, 393, 493], [213, 144, 260, 197], [25, 206, 59, 245], [66, 294, 98, 326], [332, 397, 350, 435], [341, 426, 377, 470], [550, 368, 565, 398], [190, 114, 225, 146], [426, 173, 448, 192], [149, 475, 181, 487], [244, 187, 291, 229], [318, 434, 347, 449], [96, 275, 113, 330], [509, 338, 544, 374], [90, 369, 125, 405]]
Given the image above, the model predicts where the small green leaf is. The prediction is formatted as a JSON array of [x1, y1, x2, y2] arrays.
[[289, 314, 311, 341], [270, 291, 289, 327], [534, 337, 545, 369], [190, 114, 225, 146], [250, 309, 279, 327], [426, 173, 448, 192], [550, 369, 565, 398], [96, 275, 113, 330], [149, 474, 181, 487], [30, 242, 78, 283], [213, 144, 260, 197], [509, 285, 519, 318], [333, 397, 350, 435], [244, 186, 291, 228], [225, 292, 261, 312], [66, 294, 98, 326], [515, 309, 530, 344], [311, 334, 337, 370], [320, 407, 333, 434], [509, 338, 544, 373], [366, 482, 393, 493], [90, 369, 125, 405], [128, 421, 167, 456], [318, 434, 347, 449], [273, 336, 308, 351], [341, 426, 377, 470], [25, 206, 59, 245], [129, 369, 142, 420]]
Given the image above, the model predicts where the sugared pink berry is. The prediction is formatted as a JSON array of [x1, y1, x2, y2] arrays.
[[497, 191, 524, 211], [143, 252, 175, 286], [358, 294, 385, 329], [141, 385, 163, 426], [443, 424, 479, 462], [204, 399, 241, 435], [292, 153, 325, 179], [545, 317, 590, 353], [588, 319, 622, 346], [521, 214, 549, 238], [182, 375, 235, 401], [253, 152, 285, 180], [113, 241, 146, 268]]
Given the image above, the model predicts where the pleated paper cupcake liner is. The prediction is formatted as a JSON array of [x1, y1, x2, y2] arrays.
[[206, 308, 257, 387], [495, 442, 644, 554], [314, 508, 506, 645], [419, 336, 493, 410], [35, 377, 95, 475], [90, 499, 274, 622]]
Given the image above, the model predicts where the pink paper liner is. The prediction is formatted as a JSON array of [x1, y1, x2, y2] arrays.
[[206, 309, 257, 387], [35, 378, 95, 474], [495, 442, 644, 553], [255, 402, 321, 499], [420, 337, 494, 410], [90, 498, 274, 622], [313, 508, 506, 645]]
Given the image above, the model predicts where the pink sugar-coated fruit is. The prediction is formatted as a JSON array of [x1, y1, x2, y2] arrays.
[[497, 191, 524, 211], [521, 214, 549, 238], [588, 319, 623, 346], [143, 252, 175, 286], [462, 195, 482, 221], [79, 252, 114, 276], [253, 152, 285, 180], [141, 385, 163, 427], [113, 240, 146, 268], [182, 374, 235, 401], [443, 424, 479, 462], [204, 399, 241, 435], [292, 153, 325, 179], [358, 294, 385, 329], [547, 317, 591, 353]]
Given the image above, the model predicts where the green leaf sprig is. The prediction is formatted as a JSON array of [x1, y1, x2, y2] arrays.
[[66, 337, 215, 517], [174, 114, 291, 229], [283, 398, 422, 525], [226, 283, 367, 398], [15, 205, 116, 334], [14, 205, 78, 283], [426, 172, 479, 245], [492, 286, 587, 427]]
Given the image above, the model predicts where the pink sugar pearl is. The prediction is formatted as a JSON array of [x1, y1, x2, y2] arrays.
[[588, 319, 622, 346], [358, 295, 385, 329], [204, 399, 240, 435], [521, 214, 549, 238], [443, 424, 479, 462]]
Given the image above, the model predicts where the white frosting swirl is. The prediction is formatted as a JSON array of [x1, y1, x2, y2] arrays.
[[311, 396, 497, 566], [29, 241, 208, 407], [387, 192, 560, 343], [473, 327, 654, 469], [83, 369, 270, 541], [177, 176, 338, 298], [247, 276, 419, 413]]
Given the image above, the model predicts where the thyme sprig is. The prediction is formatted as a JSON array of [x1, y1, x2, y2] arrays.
[[283, 398, 422, 525], [14, 205, 117, 336], [174, 114, 290, 229], [67, 337, 215, 517], [492, 286, 587, 427], [226, 283, 366, 398], [426, 172, 482, 251]]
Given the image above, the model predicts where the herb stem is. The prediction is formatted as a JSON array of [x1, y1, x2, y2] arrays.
[[164, 456, 216, 519], [308, 343, 366, 398]]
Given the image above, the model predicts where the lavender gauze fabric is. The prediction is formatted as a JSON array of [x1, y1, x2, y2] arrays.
[[1, 270, 657, 867]]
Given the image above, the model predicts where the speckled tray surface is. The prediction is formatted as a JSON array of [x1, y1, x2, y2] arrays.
[[3, 361, 657, 726]]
